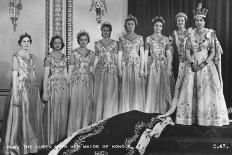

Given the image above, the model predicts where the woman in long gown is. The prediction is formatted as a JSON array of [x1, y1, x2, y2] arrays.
[[93, 22, 119, 121], [172, 13, 189, 83], [2, 33, 43, 154], [144, 17, 174, 114], [67, 31, 95, 136], [48, 110, 174, 155], [159, 3, 229, 126], [118, 15, 145, 113], [42, 35, 69, 145]]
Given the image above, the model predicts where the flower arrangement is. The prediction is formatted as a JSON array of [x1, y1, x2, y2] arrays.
[[89, 0, 107, 24]]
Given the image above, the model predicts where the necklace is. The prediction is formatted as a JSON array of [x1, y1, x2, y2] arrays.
[[78, 47, 89, 58], [194, 29, 207, 51], [19, 50, 31, 61]]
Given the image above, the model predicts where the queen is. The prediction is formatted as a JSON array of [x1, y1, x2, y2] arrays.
[[160, 3, 229, 126]]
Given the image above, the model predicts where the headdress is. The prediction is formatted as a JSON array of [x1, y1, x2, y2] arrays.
[[100, 21, 112, 31], [18, 32, 32, 45], [152, 16, 165, 25], [19, 32, 30, 38], [175, 12, 188, 21], [125, 14, 138, 25], [76, 30, 89, 39], [193, 2, 208, 19]]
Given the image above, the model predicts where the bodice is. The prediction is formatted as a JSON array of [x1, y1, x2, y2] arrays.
[[95, 40, 117, 64], [187, 29, 214, 63], [95, 40, 118, 74], [46, 54, 67, 78], [146, 35, 169, 61], [146, 35, 170, 71], [120, 35, 143, 58], [14, 53, 38, 94], [72, 49, 95, 73]]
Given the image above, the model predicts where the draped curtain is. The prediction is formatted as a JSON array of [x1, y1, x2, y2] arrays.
[[128, 0, 232, 107]]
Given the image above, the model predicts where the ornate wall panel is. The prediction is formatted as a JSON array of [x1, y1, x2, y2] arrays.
[[45, 0, 73, 58]]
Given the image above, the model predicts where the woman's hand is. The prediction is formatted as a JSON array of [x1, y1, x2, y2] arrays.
[[191, 62, 200, 72], [13, 96, 19, 106], [198, 61, 207, 70], [43, 93, 49, 102]]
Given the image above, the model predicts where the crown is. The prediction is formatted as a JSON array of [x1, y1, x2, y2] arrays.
[[175, 12, 188, 21], [101, 21, 112, 30], [125, 14, 138, 25], [152, 16, 165, 24], [193, 3, 208, 18]]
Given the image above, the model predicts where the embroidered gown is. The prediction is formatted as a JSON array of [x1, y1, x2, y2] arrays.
[[67, 48, 95, 136], [93, 40, 119, 122], [43, 53, 69, 145], [119, 34, 145, 113], [174, 28, 229, 126], [145, 35, 175, 114], [3, 52, 43, 154]]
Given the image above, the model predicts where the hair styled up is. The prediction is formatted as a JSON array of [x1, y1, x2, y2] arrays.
[[124, 14, 138, 30], [50, 35, 65, 50], [175, 12, 188, 22], [152, 16, 165, 25], [101, 22, 112, 32], [76, 31, 90, 44], [18, 32, 32, 46]]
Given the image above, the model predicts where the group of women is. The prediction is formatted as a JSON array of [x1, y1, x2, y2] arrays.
[[1, 2, 230, 155]]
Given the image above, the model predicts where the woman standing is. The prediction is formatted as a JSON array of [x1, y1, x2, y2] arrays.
[[67, 31, 95, 136], [160, 3, 229, 126], [144, 17, 174, 114], [3, 33, 43, 154], [118, 15, 145, 113], [94, 22, 119, 121], [172, 13, 189, 82], [43, 35, 69, 145]]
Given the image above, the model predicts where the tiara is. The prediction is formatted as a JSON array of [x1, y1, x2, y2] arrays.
[[19, 32, 29, 38], [175, 12, 188, 21], [152, 16, 165, 24], [193, 3, 208, 18], [125, 14, 138, 25], [101, 21, 112, 30], [76, 30, 89, 39]]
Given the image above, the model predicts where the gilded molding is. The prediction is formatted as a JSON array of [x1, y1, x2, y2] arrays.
[[66, 0, 73, 66], [45, 0, 50, 57]]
